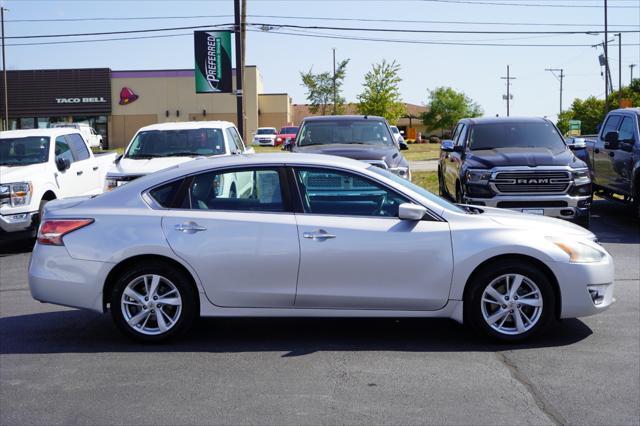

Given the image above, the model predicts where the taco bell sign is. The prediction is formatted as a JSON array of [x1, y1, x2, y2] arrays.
[[194, 31, 232, 93]]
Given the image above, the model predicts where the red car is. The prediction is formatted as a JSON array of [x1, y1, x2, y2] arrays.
[[276, 126, 299, 147]]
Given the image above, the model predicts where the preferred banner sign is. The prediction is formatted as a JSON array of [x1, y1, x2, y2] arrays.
[[194, 31, 232, 93]]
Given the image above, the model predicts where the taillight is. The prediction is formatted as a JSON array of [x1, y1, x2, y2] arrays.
[[37, 219, 94, 246]]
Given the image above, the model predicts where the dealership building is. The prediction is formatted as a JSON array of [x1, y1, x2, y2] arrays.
[[0, 67, 292, 149]]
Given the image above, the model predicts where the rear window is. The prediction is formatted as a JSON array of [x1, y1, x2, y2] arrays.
[[280, 127, 298, 135]]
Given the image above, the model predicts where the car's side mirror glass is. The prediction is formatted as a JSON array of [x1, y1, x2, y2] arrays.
[[441, 139, 455, 152], [56, 157, 70, 171], [568, 137, 586, 150], [399, 141, 409, 150], [398, 203, 427, 221]]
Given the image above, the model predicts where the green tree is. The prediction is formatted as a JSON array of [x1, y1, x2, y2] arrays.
[[559, 97, 605, 135], [422, 87, 483, 135], [356, 59, 406, 124], [300, 59, 350, 115]]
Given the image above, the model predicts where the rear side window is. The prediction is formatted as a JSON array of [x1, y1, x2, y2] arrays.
[[66, 133, 90, 161], [55, 137, 74, 164], [149, 179, 184, 208], [601, 115, 621, 138]]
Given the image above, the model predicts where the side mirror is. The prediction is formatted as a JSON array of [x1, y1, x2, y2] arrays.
[[400, 130, 405, 135], [604, 131, 619, 149], [115, 154, 123, 164], [441, 139, 455, 152], [567, 137, 586, 150], [56, 157, 70, 171], [399, 141, 409, 150], [398, 203, 427, 221]]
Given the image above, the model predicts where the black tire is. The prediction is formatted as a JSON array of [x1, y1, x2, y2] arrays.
[[31, 198, 50, 238], [438, 167, 446, 197], [110, 261, 198, 342], [455, 182, 463, 204], [464, 259, 556, 342]]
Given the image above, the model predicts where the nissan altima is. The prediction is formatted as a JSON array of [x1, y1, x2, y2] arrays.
[[29, 153, 615, 342]]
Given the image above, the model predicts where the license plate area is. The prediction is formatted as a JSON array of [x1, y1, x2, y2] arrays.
[[522, 208, 544, 215]]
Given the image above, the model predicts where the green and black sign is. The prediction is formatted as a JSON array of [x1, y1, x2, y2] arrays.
[[194, 31, 232, 93]]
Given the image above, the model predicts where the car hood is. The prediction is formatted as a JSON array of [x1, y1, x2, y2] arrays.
[[108, 157, 197, 177], [478, 205, 595, 239], [293, 144, 403, 166], [0, 163, 46, 183], [464, 147, 586, 169]]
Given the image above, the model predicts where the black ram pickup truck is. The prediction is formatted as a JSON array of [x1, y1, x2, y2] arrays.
[[289, 115, 411, 180], [583, 108, 639, 219], [438, 117, 592, 227]]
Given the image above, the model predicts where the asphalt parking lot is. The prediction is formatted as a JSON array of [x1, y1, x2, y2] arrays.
[[0, 200, 638, 425]]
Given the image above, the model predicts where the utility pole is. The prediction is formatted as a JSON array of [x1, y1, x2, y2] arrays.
[[332, 48, 336, 115], [631, 64, 637, 83], [501, 65, 516, 117], [1, 7, 8, 131], [545, 68, 564, 115], [604, 0, 609, 112], [615, 32, 622, 107], [240, 0, 246, 141], [233, 0, 243, 140]]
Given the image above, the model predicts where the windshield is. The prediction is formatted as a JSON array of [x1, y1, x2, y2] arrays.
[[125, 128, 226, 159], [256, 128, 276, 135], [298, 120, 394, 147], [280, 127, 298, 135], [368, 166, 465, 214], [468, 122, 566, 152], [0, 136, 50, 166]]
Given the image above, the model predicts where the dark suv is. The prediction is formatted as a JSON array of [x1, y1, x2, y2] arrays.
[[289, 115, 411, 180], [438, 117, 592, 227]]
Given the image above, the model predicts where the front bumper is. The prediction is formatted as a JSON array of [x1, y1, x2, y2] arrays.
[[465, 194, 591, 221], [548, 252, 615, 318], [0, 210, 38, 233], [28, 243, 113, 312]]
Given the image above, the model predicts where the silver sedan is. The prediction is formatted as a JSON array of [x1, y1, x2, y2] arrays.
[[29, 153, 615, 342]]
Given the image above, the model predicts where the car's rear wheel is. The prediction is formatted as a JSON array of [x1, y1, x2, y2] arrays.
[[465, 260, 555, 342], [110, 261, 197, 342]]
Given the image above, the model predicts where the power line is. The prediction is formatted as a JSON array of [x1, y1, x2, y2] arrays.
[[421, 0, 639, 7]]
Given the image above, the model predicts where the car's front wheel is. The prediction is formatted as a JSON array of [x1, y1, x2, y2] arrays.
[[110, 261, 197, 342], [465, 260, 555, 342]]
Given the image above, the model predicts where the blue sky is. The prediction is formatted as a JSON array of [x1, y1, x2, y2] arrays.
[[3, 0, 639, 121]]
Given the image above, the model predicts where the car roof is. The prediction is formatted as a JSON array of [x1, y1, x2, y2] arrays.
[[459, 116, 551, 125], [0, 128, 82, 138], [137, 121, 235, 132], [302, 115, 387, 122]]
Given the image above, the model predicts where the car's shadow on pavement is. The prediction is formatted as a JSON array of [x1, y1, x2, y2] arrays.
[[0, 310, 592, 356], [590, 199, 639, 244], [0, 234, 35, 256]]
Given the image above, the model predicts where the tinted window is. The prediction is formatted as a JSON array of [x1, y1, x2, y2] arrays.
[[295, 168, 408, 217], [468, 121, 566, 152], [149, 179, 183, 208], [185, 168, 284, 212], [126, 128, 226, 159], [55, 137, 74, 164], [66, 133, 90, 161], [601, 115, 621, 138], [451, 123, 462, 142], [0, 136, 50, 166], [280, 127, 298, 135], [455, 124, 468, 147], [298, 119, 394, 147], [618, 117, 636, 144]]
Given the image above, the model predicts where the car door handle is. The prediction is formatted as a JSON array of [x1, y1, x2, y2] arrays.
[[303, 229, 336, 241], [609, 151, 615, 157], [76, 170, 83, 176], [174, 222, 207, 233], [93, 166, 99, 171]]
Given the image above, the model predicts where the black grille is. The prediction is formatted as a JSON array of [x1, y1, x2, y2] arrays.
[[495, 184, 569, 193], [494, 171, 570, 180], [497, 201, 568, 208], [493, 170, 570, 194]]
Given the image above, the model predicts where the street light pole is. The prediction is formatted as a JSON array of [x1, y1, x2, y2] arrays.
[[1, 7, 8, 130]]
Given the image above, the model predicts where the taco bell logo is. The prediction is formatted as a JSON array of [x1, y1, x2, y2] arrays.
[[56, 97, 107, 104]]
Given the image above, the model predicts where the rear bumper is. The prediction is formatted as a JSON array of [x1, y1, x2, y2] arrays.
[[466, 194, 591, 221], [0, 210, 38, 233], [28, 243, 113, 313]]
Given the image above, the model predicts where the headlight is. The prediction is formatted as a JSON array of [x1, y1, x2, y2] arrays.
[[0, 182, 32, 207], [572, 169, 591, 186], [390, 166, 411, 180], [547, 237, 606, 263], [466, 169, 491, 184]]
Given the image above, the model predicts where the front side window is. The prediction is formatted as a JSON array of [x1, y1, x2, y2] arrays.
[[294, 168, 408, 217], [618, 117, 636, 144], [125, 128, 226, 159], [455, 124, 468, 147], [468, 121, 566, 153], [601, 115, 621, 138], [185, 168, 284, 212], [66, 133, 90, 161], [298, 119, 394, 147], [55, 136, 74, 164], [0, 136, 50, 166]]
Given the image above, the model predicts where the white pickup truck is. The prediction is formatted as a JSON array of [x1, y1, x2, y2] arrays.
[[51, 123, 104, 149], [105, 121, 254, 190], [0, 128, 117, 237]]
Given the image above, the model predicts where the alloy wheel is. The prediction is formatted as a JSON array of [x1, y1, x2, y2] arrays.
[[120, 274, 183, 336], [480, 273, 543, 336]]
